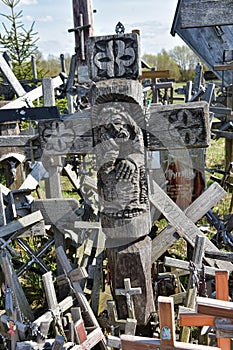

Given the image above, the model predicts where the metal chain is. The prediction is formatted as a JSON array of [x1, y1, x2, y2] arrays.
[[198, 264, 208, 297], [48, 307, 67, 340], [16, 306, 47, 340], [189, 260, 199, 288]]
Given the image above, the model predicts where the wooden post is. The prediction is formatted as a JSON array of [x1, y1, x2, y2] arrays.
[[42, 77, 63, 199], [213, 63, 233, 183], [72, 0, 94, 66], [215, 271, 230, 349], [0, 251, 34, 322], [87, 30, 155, 326], [42, 78, 56, 107], [180, 235, 206, 343]]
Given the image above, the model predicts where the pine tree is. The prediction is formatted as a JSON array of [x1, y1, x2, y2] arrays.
[[0, 0, 39, 80]]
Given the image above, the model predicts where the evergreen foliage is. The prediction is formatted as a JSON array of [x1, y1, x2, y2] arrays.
[[0, 0, 39, 80]]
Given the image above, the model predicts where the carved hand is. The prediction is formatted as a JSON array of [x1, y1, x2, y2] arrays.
[[115, 159, 136, 181]]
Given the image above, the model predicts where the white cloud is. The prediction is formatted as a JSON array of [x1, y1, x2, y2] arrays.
[[38, 16, 53, 23], [24, 15, 33, 21], [20, 0, 38, 4]]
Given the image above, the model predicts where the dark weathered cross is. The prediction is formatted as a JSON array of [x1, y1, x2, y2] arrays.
[[115, 278, 142, 319]]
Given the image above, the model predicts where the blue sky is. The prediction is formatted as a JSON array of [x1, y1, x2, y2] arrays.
[[0, 0, 184, 58]]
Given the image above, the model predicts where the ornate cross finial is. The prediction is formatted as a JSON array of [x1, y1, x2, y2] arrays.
[[115, 21, 125, 34]]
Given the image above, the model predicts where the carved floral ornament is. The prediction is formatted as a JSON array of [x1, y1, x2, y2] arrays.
[[41, 120, 75, 152], [87, 33, 141, 81]]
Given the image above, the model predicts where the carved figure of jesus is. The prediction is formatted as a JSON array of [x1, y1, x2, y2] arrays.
[[94, 102, 148, 222]]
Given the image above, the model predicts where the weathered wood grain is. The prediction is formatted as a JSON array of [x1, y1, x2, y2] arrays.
[[164, 257, 218, 277], [171, 3, 233, 86], [151, 182, 226, 262], [197, 296, 233, 319], [147, 101, 210, 150], [0, 210, 43, 238], [180, 0, 233, 28], [31, 199, 80, 229], [0, 135, 38, 147], [150, 181, 233, 271], [205, 250, 233, 261], [106, 236, 155, 326]]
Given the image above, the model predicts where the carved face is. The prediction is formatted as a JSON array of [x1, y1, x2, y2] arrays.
[[99, 105, 133, 143]]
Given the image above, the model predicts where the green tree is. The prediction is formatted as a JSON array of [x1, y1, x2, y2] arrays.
[[169, 45, 199, 81], [0, 0, 39, 80], [142, 50, 181, 81]]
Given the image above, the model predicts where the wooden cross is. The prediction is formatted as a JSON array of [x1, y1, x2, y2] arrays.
[[151, 181, 226, 262], [0, 211, 44, 247], [32, 295, 73, 341], [115, 278, 142, 319], [0, 76, 63, 110], [56, 245, 108, 350], [120, 296, 221, 350], [32, 28, 212, 328], [180, 270, 231, 349], [150, 180, 233, 271], [15, 237, 54, 277], [107, 300, 137, 336], [41, 271, 65, 341]]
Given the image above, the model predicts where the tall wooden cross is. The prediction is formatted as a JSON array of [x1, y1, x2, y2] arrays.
[[85, 30, 210, 328], [36, 27, 210, 329]]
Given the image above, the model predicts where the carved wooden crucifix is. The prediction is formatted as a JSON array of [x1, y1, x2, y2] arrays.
[[85, 30, 210, 328], [36, 30, 210, 330]]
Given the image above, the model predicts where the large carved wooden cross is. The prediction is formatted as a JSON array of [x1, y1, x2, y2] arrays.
[[37, 31, 210, 328]]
